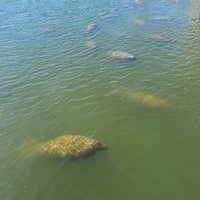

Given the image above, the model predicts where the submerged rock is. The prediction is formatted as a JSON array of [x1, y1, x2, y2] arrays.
[[108, 50, 134, 59], [20, 135, 106, 159]]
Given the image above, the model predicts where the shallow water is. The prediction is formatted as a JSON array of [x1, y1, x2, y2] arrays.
[[0, 0, 200, 200]]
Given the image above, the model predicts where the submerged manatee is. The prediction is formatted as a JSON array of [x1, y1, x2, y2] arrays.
[[146, 34, 169, 42], [112, 86, 171, 109], [135, 0, 142, 3], [84, 41, 97, 49], [133, 18, 145, 25], [20, 135, 106, 159], [87, 23, 97, 32], [108, 50, 134, 59], [151, 16, 172, 21]]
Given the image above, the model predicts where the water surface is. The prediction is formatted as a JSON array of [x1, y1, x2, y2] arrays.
[[1, 0, 200, 199]]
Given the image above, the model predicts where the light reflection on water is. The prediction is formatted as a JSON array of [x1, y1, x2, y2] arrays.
[[0, 0, 200, 200]]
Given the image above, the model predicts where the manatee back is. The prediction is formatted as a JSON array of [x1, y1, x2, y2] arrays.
[[40, 135, 106, 159]]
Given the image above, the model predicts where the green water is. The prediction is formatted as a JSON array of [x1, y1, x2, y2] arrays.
[[0, 0, 200, 199]]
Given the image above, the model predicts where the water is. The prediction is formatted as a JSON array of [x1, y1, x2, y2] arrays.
[[0, 0, 200, 199]]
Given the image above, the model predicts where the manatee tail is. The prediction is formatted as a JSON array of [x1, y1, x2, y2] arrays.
[[16, 138, 42, 159]]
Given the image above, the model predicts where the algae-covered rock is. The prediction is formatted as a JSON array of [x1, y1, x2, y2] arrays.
[[38, 135, 106, 159]]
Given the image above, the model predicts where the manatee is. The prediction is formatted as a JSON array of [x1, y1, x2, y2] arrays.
[[146, 34, 169, 42], [98, 10, 110, 18], [151, 16, 172, 21], [98, 8, 118, 19], [99, 14, 118, 19], [87, 23, 97, 32], [112, 28, 128, 36], [135, 0, 142, 3], [112, 86, 171, 109], [133, 18, 145, 25], [84, 41, 96, 49], [19, 135, 106, 159], [108, 50, 134, 59]]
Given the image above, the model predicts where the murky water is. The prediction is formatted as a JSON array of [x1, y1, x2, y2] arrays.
[[1, 0, 200, 199]]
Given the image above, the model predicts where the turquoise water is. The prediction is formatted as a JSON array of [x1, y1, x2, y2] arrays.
[[1, 0, 200, 199]]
